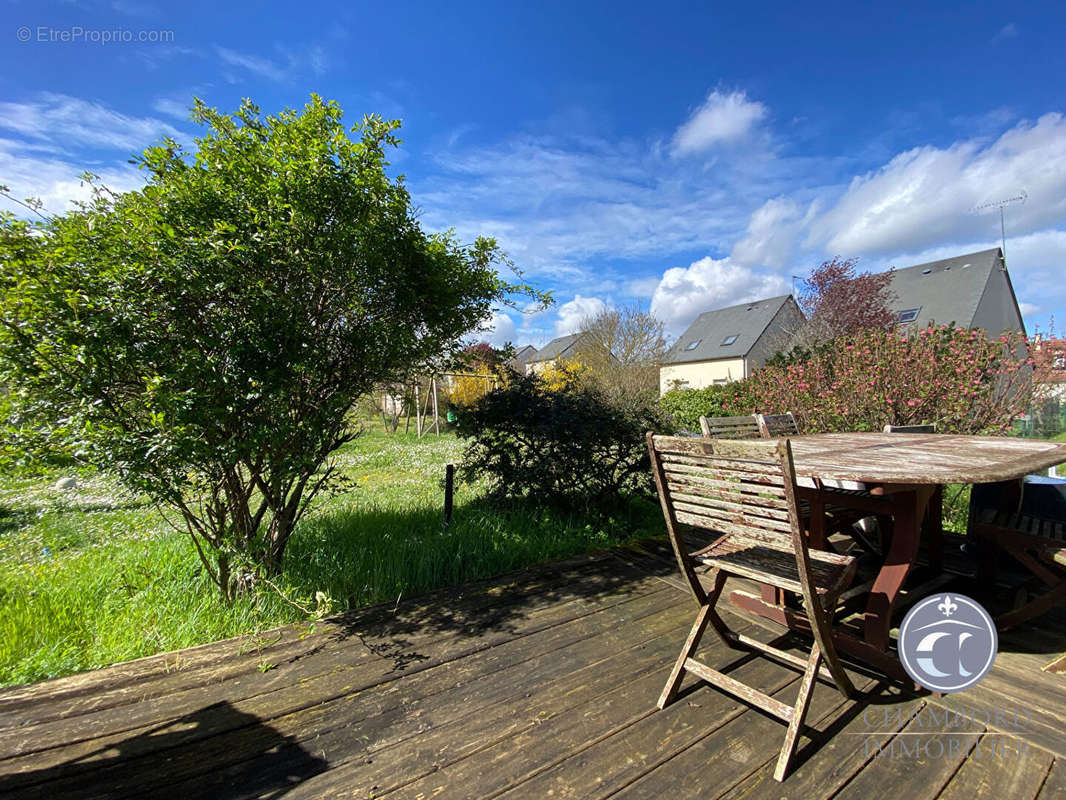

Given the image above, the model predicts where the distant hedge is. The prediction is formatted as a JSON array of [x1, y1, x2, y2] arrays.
[[658, 383, 746, 431]]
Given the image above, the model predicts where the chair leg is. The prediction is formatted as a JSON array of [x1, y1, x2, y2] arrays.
[[658, 604, 712, 709], [659, 572, 738, 709], [773, 646, 822, 782]]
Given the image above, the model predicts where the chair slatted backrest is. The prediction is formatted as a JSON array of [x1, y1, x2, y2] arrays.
[[648, 434, 802, 545], [758, 413, 800, 438], [699, 414, 761, 440], [883, 423, 937, 433]]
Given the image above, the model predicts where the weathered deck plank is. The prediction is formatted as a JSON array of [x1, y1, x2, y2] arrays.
[[1037, 758, 1066, 799], [9, 589, 694, 797], [714, 695, 926, 800], [0, 575, 672, 762], [0, 541, 1064, 799], [936, 736, 1052, 800], [601, 672, 882, 800]]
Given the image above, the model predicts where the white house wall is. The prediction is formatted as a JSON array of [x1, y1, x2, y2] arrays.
[[660, 358, 747, 394]]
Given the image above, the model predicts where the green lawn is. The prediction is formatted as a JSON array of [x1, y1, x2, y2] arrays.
[[0, 426, 662, 686]]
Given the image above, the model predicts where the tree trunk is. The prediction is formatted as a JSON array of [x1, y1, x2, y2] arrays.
[[264, 510, 297, 575]]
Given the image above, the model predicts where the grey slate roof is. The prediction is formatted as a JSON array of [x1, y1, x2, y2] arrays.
[[662, 295, 793, 365], [507, 344, 537, 369], [530, 332, 587, 362], [886, 248, 1002, 329]]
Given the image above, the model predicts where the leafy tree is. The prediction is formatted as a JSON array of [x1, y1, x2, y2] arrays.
[[0, 96, 542, 599], [771, 257, 896, 362]]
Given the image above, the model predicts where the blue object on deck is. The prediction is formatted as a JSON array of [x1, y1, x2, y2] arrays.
[[1022, 474, 1066, 518]]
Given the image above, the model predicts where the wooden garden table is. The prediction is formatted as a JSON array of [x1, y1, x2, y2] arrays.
[[727, 432, 1066, 678]]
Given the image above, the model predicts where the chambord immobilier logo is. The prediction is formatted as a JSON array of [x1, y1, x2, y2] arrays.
[[898, 593, 998, 693]]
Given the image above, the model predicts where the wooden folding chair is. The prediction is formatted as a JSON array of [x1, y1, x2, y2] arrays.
[[757, 412, 800, 438], [699, 414, 762, 439], [647, 434, 858, 782]]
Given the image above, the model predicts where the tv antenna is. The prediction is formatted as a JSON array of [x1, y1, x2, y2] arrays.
[[973, 190, 1027, 259]]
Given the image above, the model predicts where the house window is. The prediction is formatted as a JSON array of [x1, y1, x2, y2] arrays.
[[897, 308, 921, 324], [684, 338, 701, 351], [712, 379, 729, 385], [1054, 354, 1066, 370], [721, 334, 739, 346]]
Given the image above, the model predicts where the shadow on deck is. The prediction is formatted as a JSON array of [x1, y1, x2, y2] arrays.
[[1, 538, 1065, 799]]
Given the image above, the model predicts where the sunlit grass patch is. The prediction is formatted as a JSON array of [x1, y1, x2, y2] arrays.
[[0, 424, 659, 685]]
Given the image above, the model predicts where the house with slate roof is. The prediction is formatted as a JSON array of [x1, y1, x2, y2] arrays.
[[658, 247, 1026, 395], [658, 295, 804, 394], [883, 247, 1024, 336], [525, 332, 590, 375], [506, 344, 538, 373]]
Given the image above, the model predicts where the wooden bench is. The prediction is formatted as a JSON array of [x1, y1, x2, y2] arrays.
[[971, 504, 1066, 629]]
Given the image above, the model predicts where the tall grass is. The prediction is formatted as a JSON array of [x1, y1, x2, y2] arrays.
[[0, 426, 661, 686]]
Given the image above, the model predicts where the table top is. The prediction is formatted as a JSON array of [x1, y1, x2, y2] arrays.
[[787, 432, 1066, 485]]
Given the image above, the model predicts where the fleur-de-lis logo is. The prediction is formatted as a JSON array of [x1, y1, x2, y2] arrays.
[[937, 595, 958, 617]]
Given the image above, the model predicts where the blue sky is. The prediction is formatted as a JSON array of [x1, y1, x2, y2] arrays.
[[3, 2, 1066, 346]]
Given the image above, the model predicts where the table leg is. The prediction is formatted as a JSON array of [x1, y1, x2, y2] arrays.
[[863, 486, 935, 649], [807, 493, 827, 550], [926, 485, 944, 573]]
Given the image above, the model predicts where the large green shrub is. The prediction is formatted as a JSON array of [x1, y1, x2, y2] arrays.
[[454, 372, 671, 509], [0, 96, 542, 599], [658, 383, 746, 431]]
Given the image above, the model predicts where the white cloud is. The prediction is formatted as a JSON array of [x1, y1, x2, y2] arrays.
[[1019, 301, 1041, 315], [416, 133, 763, 292], [807, 113, 1066, 257], [672, 90, 768, 156], [0, 93, 182, 152], [0, 139, 145, 215], [992, 23, 1018, 44], [216, 47, 291, 82], [152, 97, 192, 121], [477, 311, 517, 348], [554, 295, 608, 336], [215, 44, 328, 83], [731, 196, 809, 268], [624, 276, 662, 298], [650, 256, 788, 336]]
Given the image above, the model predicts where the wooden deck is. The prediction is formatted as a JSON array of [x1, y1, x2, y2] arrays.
[[1, 538, 1065, 799]]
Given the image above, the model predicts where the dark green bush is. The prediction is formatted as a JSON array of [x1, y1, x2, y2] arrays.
[[657, 383, 746, 431], [454, 373, 672, 509]]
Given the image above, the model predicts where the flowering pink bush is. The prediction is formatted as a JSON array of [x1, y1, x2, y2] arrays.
[[731, 325, 1042, 434]]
